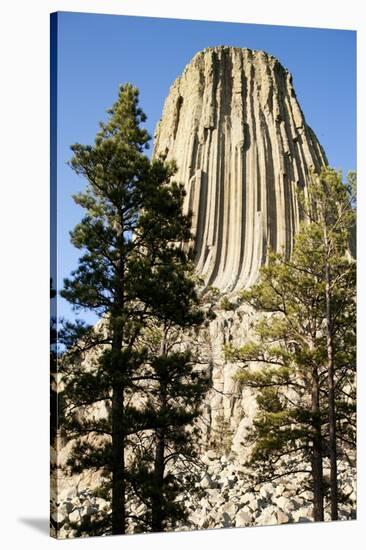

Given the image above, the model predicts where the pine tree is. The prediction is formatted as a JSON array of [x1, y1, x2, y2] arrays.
[[300, 168, 356, 520], [128, 322, 210, 533], [50, 278, 58, 445], [60, 84, 205, 536], [226, 167, 356, 522]]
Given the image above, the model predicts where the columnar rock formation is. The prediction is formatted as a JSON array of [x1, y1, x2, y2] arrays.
[[154, 46, 327, 292]]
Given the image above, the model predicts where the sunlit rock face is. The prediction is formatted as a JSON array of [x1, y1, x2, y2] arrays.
[[154, 46, 327, 292]]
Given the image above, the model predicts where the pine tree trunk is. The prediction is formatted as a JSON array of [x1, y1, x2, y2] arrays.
[[111, 243, 126, 535], [111, 384, 125, 534], [311, 365, 324, 522], [111, 314, 125, 535], [151, 428, 165, 532], [325, 260, 338, 520], [151, 331, 167, 532]]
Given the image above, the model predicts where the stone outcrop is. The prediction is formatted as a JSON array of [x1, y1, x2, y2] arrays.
[[154, 46, 327, 292]]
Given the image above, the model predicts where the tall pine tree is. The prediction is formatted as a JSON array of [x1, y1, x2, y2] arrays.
[[300, 168, 356, 520], [60, 84, 205, 536], [127, 322, 210, 533], [226, 167, 356, 522]]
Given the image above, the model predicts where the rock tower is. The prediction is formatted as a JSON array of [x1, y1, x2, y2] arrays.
[[154, 46, 327, 292]]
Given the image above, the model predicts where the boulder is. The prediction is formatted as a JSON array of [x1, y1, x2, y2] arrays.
[[205, 450, 217, 461], [276, 510, 291, 524], [68, 509, 80, 523], [221, 501, 237, 517], [61, 501, 74, 514], [235, 510, 252, 527]]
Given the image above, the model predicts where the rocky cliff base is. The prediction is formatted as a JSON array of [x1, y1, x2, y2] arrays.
[[51, 449, 356, 539]]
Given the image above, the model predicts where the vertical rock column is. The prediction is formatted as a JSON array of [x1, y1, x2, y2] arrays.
[[153, 46, 327, 293]]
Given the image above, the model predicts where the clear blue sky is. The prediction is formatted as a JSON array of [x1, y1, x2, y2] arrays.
[[54, 11, 356, 323]]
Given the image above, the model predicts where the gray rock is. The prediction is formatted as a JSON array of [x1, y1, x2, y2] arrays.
[[289, 497, 302, 511], [222, 512, 234, 527], [276, 510, 290, 524], [200, 498, 211, 510], [227, 475, 238, 489], [235, 510, 252, 527], [94, 497, 108, 511], [221, 501, 237, 517], [61, 501, 74, 514], [273, 495, 286, 508], [257, 505, 279, 525], [80, 505, 98, 517], [206, 450, 217, 461], [68, 509, 80, 523], [200, 474, 213, 489], [247, 495, 259, 512]]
